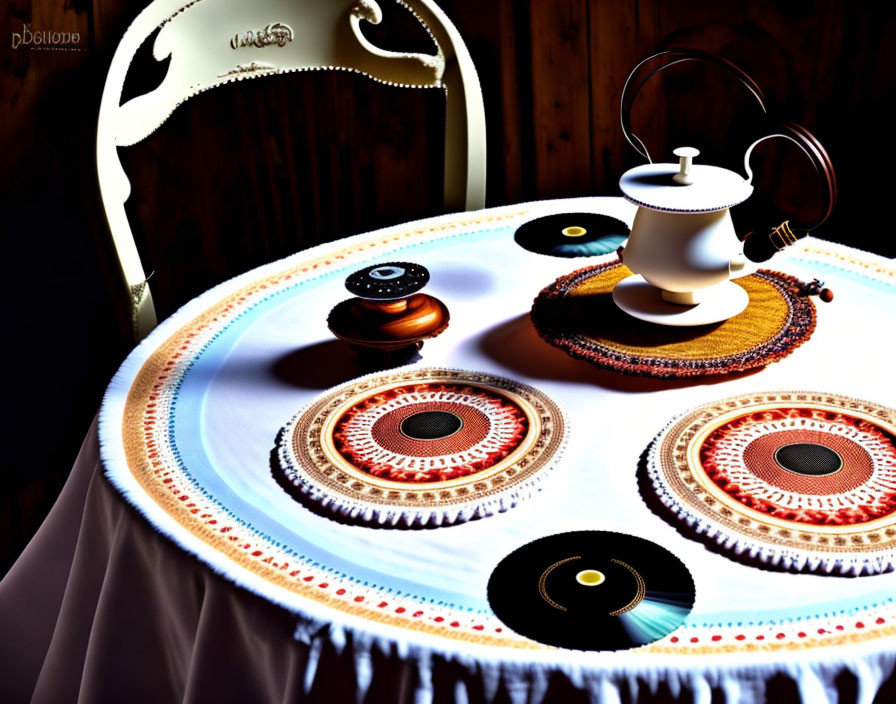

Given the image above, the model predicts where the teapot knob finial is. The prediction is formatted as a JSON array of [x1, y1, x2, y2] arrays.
[[673, 146, 700, 185]]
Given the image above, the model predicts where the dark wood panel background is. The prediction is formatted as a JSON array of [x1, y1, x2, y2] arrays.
[[2, 0, 894, 574]]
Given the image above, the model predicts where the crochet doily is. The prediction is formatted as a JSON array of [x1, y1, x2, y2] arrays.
[[275, 368, 566, 526], [646, 391, 896, 574]]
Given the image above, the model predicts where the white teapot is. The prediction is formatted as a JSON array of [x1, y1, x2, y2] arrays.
[[613, 51, 835, 326], [617, 145, 753, 313]]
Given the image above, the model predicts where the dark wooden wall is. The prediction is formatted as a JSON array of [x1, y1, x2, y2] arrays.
[[2, 0, 894, 574]]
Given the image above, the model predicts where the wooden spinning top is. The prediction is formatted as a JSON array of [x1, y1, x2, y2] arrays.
[[327, 262, 449, 351]]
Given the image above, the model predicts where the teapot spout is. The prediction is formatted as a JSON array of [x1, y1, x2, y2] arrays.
[[742, 220, 805, 263]]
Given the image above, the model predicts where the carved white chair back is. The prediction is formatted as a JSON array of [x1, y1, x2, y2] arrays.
[[97, 0, 486, 340]]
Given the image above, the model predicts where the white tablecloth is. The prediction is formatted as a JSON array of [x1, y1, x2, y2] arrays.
[[5, 197, 896, 703]]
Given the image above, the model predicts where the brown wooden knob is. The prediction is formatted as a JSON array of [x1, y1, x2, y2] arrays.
[[328, 293, 450, 350]]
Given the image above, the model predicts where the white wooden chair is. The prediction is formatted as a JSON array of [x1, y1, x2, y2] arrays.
[[97, 0, 487, 340]]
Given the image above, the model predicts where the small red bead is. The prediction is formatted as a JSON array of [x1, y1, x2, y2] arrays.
[[820, 288, 834, 302]]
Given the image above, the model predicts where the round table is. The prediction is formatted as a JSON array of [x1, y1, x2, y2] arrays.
[[4, 197, 896, 704]]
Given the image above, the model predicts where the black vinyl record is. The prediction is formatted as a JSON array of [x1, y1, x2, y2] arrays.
[[487, 531, 694, 651], [345, 262, 429, 300], [514, 213, 630, 258]]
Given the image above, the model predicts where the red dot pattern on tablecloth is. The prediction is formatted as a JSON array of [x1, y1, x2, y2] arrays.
[[664, 616, 888, 648]]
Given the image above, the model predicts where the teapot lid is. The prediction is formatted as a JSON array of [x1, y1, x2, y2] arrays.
[[620, 148, 753, 213]]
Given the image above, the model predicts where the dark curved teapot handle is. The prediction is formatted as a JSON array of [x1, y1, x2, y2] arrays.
[[741, 121, 837, 261], [620, 48, 768, 163], [743, 121, 837, 231]]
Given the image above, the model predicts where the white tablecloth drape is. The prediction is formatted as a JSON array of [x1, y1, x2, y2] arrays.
[[5, 198, 896, 703]]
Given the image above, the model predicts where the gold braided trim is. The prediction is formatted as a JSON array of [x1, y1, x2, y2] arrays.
[[770, 221, 797, 251], [537, 557, 580, 611], [607, 559, 646, 616]]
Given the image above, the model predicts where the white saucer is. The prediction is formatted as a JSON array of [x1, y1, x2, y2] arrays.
[[612, 275, 749, 326]]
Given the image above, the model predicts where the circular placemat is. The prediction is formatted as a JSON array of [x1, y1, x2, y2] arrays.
[[275, 368, 565, 526], [531, 261, 816, 378], [488, 531, 694, 651], [647, 391, 896, 574]]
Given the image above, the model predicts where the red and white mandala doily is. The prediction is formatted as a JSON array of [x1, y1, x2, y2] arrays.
[[276, 368, 565, 526], [647, 392, 896, 575]]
